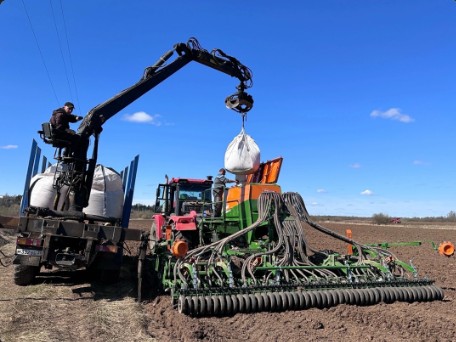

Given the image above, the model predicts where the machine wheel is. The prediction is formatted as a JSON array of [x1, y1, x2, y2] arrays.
[[322, 290, 333, 307], [301, 291, 311, 309], [236, 294, 245, 313], [313, 291, 324, 308], [243, 294, 252, 313], [149, 222, 158, 252], [199, 296, 207, 315], [192, 297, 199, 316], [230, 294, 239, 314], [273, 292, 283, 311], [178, 295, 188, 314], [422, 286, 433, 301], [224, 295, 232, 315], [335, 289, 345, 305], [205, 296, 213, 315], [14, 265, 40, 286], [260, 292, 270, 311], [267, 292, 276, 311], [327, 290, 338, 306], [254, 293, 264, 312], [290, 291, 300, 309], [308, 291, 317, 308], [216, 295, 225, 315], [279, 292, 289, 311]]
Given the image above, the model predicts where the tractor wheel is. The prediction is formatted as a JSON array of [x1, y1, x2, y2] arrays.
[[14, 265, 40, 286], [149, 222, 157, 252]]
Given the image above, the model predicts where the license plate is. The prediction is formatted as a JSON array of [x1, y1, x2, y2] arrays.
[[16, 248, 43, 256]]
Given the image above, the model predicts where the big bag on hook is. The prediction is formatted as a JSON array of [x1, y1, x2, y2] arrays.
[[224, 128, 260, 175]]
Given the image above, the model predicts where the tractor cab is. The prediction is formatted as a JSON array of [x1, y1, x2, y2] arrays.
[[154, 176, 213, 217]]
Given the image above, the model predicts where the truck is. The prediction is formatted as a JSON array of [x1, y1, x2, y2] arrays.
[[13, 37, 254, 286]]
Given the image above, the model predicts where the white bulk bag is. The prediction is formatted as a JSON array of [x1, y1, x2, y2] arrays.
[[224, 128, 260, 175], [83, 165, 124, 219], [29, 164, 69, 210]]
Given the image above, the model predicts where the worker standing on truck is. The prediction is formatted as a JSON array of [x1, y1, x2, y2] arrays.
[[49, 102, 88, 160], [212, 168, 237, 217]]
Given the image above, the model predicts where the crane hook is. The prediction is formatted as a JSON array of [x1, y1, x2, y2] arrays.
[[225, 90, 254, 114]]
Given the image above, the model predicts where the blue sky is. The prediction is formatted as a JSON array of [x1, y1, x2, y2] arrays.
[[1, 1, 455, 218]]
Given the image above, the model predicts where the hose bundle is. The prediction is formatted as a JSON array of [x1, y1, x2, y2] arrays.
[[174, 192, 416, 290]]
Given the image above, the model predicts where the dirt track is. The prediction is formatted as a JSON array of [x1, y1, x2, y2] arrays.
[[1, 219, 455, 342]]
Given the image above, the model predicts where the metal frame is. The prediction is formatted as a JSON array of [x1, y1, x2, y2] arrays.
[[20, 139, 140, 226]]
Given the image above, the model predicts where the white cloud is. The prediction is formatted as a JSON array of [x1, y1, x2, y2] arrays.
[[316, 188, 327, 193], [361, 189, 374, 196], [370, 108, 414, 123], [0, 145, 18, 149], [413, 160, 428, 166], [123, 111, 162, 125], [350, 163, 361, 169]]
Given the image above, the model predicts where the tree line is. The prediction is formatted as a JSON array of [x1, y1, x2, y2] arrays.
[[0, 194, 22, 207], [1, 193, 455, 222]]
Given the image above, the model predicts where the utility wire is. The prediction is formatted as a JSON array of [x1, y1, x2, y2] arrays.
[[49, 0, 73, 102], [58, 0, 81, 110], [21, 0, 60, 105]]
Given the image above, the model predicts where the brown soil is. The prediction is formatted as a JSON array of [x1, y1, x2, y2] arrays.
[[1, 218, 455, 342]]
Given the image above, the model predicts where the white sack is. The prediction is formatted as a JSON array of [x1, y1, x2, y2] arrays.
[[83, 165, 124, 219], [29, 164, 69, 210], [224, 128, 260, 175]]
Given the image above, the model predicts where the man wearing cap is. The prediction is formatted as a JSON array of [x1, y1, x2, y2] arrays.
[[49, 102, 86, 159], [50, 102, 83, 133]]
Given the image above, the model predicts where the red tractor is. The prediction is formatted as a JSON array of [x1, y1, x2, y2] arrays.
[[148, 175, 213, 253]]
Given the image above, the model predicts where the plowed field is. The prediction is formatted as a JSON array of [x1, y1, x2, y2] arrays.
[[1, 218, 455, 342]]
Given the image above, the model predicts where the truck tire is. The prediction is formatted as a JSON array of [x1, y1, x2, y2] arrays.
[[14, 265, 40, 286]]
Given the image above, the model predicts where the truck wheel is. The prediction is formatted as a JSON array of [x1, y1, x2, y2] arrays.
[[14, 265, 40, 286]]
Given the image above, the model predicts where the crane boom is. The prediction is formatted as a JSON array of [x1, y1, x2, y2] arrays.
[[77, 37, 253, 138], [43, 37, 254, 212]]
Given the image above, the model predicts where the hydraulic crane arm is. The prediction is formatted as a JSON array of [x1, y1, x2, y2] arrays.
[[49, 37, 255, 212], [77, 37, 253, 138]]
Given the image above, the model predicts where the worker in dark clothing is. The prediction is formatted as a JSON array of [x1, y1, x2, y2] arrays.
[[49, 102, 90, 211], [213, 168, 237, 217], [50, 102, 83, 140], [49, 102, 88, 160]]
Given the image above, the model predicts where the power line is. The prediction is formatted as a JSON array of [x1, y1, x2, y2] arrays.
[[21, 0, 60, 105], [58, 0, 81, 110], [49, 0, 73, 101]]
